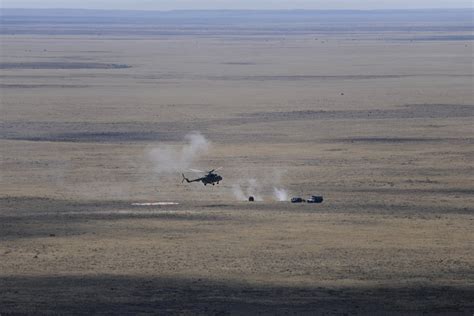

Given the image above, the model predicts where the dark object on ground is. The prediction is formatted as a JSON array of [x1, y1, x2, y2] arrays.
[[248, 196, 255, 202], [307, 196, 324, 203], [291, 197, 304, 203], [49, 234, 56, 237]]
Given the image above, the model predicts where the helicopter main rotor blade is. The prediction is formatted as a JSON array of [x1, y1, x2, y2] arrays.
[[208, 167, 223, 173], [189, 168, 205, 173]]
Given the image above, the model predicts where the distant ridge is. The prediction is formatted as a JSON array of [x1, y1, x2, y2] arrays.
[[1, 8, 472, 21], [1, 8, 473, 16], [1, 8, 472, 37]]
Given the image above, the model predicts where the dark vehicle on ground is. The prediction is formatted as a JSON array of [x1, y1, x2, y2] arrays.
[[291, 197, 304, 203], [307, 196, 324, 203]]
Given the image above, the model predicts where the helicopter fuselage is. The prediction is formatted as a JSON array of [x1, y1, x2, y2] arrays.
[[201, 173, 222, 185]]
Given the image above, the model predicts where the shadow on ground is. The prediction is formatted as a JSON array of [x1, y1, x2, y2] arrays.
[[0, 275, 472, 315]]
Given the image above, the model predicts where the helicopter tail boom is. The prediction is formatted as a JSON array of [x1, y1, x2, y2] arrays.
[[182, 174, 201, 183]]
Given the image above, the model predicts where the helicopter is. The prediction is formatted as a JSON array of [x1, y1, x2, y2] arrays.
[[182, 168, 223, 186]]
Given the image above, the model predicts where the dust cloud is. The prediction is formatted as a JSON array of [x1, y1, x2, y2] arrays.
[[273, 187, 289, 201], [232, 179, 264, 201], [232, 172, 290, 202], [147, 132, 210, 176]]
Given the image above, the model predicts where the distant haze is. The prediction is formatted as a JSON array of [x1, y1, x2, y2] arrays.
[[2, 0, 472, 10]]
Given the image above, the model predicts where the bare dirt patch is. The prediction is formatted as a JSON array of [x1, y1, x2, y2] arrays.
[[0, 84, 89, 88], [0, 62, 130, 69]]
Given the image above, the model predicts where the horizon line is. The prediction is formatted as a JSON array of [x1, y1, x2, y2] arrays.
[[2, 7, 473, 12]]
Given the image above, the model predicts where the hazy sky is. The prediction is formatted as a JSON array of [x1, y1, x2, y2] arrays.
[[2, 0, 473, 10]]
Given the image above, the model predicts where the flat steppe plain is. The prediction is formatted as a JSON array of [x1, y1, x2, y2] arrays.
[[1, 10, 473, 314]]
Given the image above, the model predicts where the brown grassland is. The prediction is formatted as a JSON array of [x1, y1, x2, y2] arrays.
[[0, 10, 473, 315]]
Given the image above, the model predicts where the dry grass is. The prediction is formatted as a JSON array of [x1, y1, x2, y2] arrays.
[[0, 11, 473, 314]]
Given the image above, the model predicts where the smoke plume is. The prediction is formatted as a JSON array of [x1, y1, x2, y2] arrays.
[[273, 187, 289, 201], [232, 179, 264, 201], [147, 132, 210, 175], [231, 184, 246, 201], [231, 172, 289, 202]]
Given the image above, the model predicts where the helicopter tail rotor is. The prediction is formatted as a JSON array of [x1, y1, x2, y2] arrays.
[[182, 174, 190, 183]]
